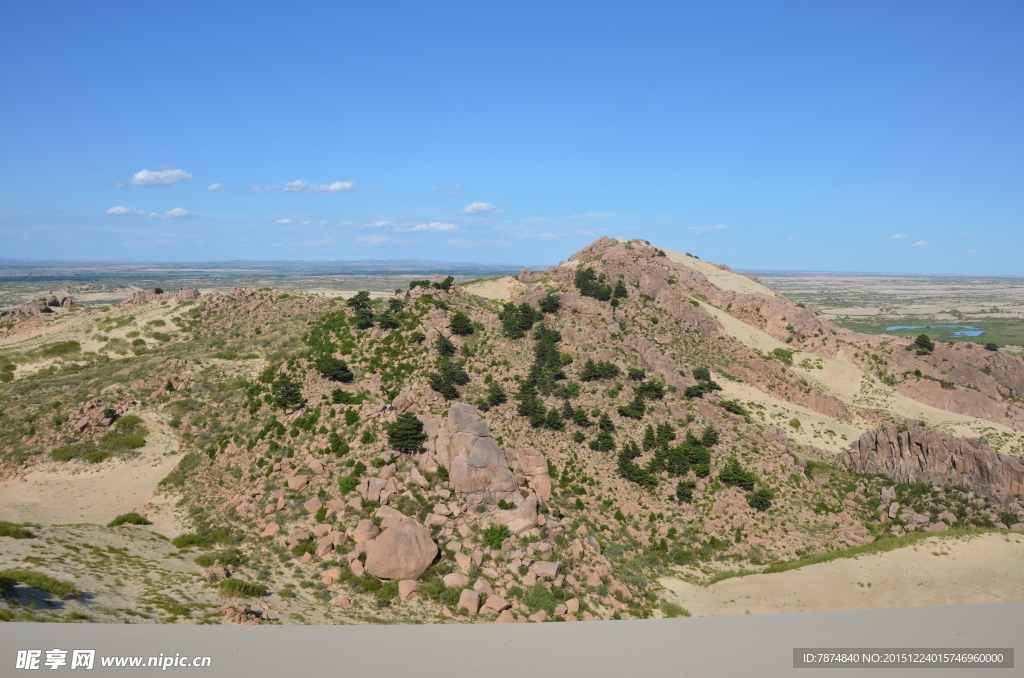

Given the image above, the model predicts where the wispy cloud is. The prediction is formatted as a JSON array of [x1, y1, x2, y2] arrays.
[[460, 201, 501, 215], [130, 168, 192, 187], [250, 179, 357, 194], [398, 222, 457, 232], [914, 240, 929, 247], [151, 208, 193, 219], [283, 179, 356, 195], [207, 183, 226, 191], [960, 232, 975, 237], [356, 234, 391, 245], [884, 234, 907, 240], [107, 205, 143, 216], [274, 218, 293, 225]]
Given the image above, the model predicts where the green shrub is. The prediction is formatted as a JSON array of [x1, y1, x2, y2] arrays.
[[51, 441, 96, 462], [0, 569, 78, 598], [523, 582, 558, 614], [217, 579, 266, 597], [482, 524, 511, 549], [160, 452, 202, 487], [172, 533, 210, 549], [660, 601, 690, 618], [0, 521, 34, 539], [40, 341, 81, 358], [746, 487, 774, 511], [338, 476, 359, 494], [107, 512, 149, 527]]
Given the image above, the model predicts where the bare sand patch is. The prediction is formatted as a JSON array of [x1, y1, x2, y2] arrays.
[[462, 276, 520, 301], [0, 411, 183, 529], [663, 248, 781, 297], [660, 532, 1024, 616]]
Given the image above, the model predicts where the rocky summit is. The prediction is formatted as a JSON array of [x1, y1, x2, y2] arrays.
[[1, 237, 1022, 625]]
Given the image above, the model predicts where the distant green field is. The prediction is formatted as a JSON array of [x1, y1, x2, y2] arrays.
[[834, 317, 1024, 348]]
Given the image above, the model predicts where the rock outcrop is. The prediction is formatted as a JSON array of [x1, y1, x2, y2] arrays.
[[364, 518, 438, 580], [444, 403, 519, 508], [844, 419, 1024, 507]]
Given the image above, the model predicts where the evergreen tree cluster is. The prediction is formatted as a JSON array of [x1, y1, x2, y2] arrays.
[[499, 301, 544, 339], [580, 359, 620, 381], [574, 268, 613, 301], [684, 366, 722, 399], [615, 425, 719, 489]]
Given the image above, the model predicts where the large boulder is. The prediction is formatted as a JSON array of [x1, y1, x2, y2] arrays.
[[364, 518, 438, 580]]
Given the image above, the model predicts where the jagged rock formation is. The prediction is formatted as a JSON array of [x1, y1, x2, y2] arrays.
[[844, 419, 1024, 507], [10, 295, 72, 315], [124, 287, 201, 305], [445, 403, 519, 508]]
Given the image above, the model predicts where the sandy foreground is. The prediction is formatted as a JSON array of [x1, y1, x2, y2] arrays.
[[0, 411, 184, 535], [661, 532, 1024, 616]]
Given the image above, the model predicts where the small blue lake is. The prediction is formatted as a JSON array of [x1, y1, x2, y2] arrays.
[[885, 324, 986, 337]]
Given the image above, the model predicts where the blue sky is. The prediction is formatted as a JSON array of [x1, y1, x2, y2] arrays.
[[1, 1, 1021, 273]]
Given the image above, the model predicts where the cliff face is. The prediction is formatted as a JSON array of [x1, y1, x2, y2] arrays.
[[844, 419, 1024, 508]]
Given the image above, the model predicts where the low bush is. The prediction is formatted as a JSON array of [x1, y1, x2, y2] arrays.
[[217, 579, 267, 598], [0, 569, 78, 598], [482, 524, 511, 549], [107, 512, 149, 527], [0, 521, 34, 539]]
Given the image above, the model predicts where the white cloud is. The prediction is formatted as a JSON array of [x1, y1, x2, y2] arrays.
[[283, 179, 357, 195], [107, 205, 143, 216], [130, 168, 192, 187], [885, 234, 907, 240], [368, 220, 391, 228], [356, 234, 390, 245], [207, 183, 226, 191], [163, 208, 192, 219], [914, 240, 929, 247], [460, 201, 500, 215], [275, 218, 294, 225], [400, 222, 457, 232]]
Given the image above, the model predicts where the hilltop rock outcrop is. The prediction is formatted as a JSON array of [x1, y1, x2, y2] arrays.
[[844, 419, 1024, 507]]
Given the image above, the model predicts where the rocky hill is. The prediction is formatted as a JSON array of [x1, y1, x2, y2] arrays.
[[1, 237, 1022, 625]]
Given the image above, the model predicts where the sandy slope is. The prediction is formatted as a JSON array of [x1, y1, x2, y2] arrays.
[[660, 532, 1024, 616], [698, 300, 1024, 455], [662, 247, 781, 297], [462, 276, 520, 301], [0, 411, 184, 530]]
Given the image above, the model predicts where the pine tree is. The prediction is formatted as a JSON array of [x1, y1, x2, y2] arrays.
[[386, 412, 429, 453], [436, 335, 456, 357], [539, 292, 561, 314], [273, 375, 303, 411], [486, 381, 507, 407], [450, 311, 474, 336], [315, 355, 354, 382], [642, 425, 657, 450], [346, 290, 372, 310]]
